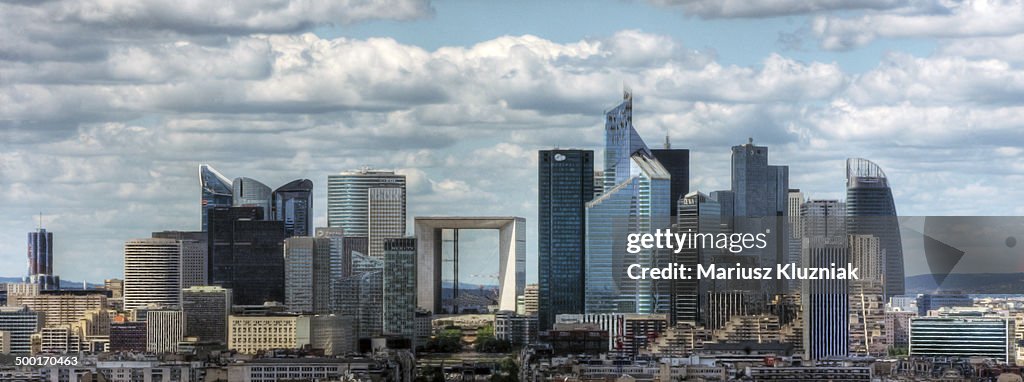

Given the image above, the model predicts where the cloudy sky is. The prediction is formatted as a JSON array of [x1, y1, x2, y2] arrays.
[[3, 0, 1024, 283]]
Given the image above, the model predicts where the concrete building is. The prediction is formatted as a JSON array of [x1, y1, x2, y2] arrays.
[[181, 286, 231, 345], [146, 310, 185, 354], [228, 314, 310, 354], [123, 238, 184, 310]]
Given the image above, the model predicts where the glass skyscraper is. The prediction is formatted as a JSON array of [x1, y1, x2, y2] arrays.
[[27, 227, 59, 291], [273, 179, 314, 237], [846, 158, 904, 297], [538, 149, 594, 330], [232, 177, 273, 218], [207, 206, 287, 305], [326, 169, 406, 238], [730, 139, 789, 294], [199, 164, 233, 231], [585, 90, 672, 315]]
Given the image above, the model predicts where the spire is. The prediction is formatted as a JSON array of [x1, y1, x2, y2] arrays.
[[664, 134, 671, 149]]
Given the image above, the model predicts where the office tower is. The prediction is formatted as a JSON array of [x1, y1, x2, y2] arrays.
[[182, 286, 231, 345], [917, 291, 972, 316], [848, 234, 886, 355], [274, 179, 314, 237], [110, 318, 147, 352], [846, 157, 904, 297], [123, 238, 183, 310], [650, 136, 690, 218], [0, 307, 39, 354], [593, 171, 605, 197], [367, 187, 406, 259], [586, 90, 672, 315], [284, 237, 332, 314], [232, 177, 273, 216], [27, 227, 59, 291], [152, 231, 208, 288], [523, 284, 539, 316], [334, 252, 383, 339], [382, 238, 416, 341], [315, 227, 346, 312], [326, 169, 406, 237], [200, 164, 233, 231], [672, 191, 721, 326], [730, 138, 789, 294], [786, 190, 803, 292], [910, 308, 1014, 363], [538, 149, 594, 330], [104, 279, 124, 299], [16, 291, 108, 328], [146, 310, 185, 354], [227, 314, 311, 354], [801, 199, 846, 238], [207, 207, 287, 305], [801, 236, 849, 360], [710, 190, 735, 233]]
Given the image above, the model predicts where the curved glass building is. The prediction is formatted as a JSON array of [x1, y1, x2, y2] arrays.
[[200, 164, 233, 231], [233, 177, 273, 219], [846, 158, 904, 297], [274, 179, 314, 237]]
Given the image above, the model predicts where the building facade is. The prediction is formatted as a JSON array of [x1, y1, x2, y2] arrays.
[[273, 179, 314, 238], [326, 169, 406, 237], [284, 237, 332, 314], [182, 286, 231, 345], [207, 206, 286, 305], [123, 238, 183, 310]]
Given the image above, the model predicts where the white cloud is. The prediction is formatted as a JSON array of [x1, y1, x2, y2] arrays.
[[647, 0, 908, 18]]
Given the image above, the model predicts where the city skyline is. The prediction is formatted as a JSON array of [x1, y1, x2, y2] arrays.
[[5, 1, 1024, 284]]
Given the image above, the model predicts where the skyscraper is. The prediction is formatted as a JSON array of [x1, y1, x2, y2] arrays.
[[730, 138, 789, 294], [538, 149, 594, 330], [846, 158, 904, 297], [123, 238, 183, 311], [146, 309, 185, 354], [672, 191, 721, 326], [284, 237, 332, 314], [27, 226, 59, 291], [801, 236, 849, 360], [182, 286, 231, 345], [326, 169, 406, 237], [151, 231, 207, 289], [200, 164, 233, 232], [382, 238, 416, 341], [586, 90, 672, 314], [273, 179, 314, 237], [232, 177, 273, 217], [650, 137, 690, 218], [367, 187, 406, 259], [314, 227, 346, 313], [207, 206, 287, 305]]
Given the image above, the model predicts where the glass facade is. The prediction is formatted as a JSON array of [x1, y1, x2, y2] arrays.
[[326, 169, 406, 237], [207, 207, 287, 305], [538, 149, 594, 330], [233, 177, 273, 218], [274, 179, 314, 237], [200, 164, 233, 232], [846, 158, 904, 297]]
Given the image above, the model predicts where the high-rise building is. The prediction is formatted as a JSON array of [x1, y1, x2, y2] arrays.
[[586, 90, 672, 315], [284, 237, 332, 314], [123, 238, 183, 311], [846, 158, 904, 297], [326, 169, 406, 237], [182, 286, 231, 345], [382, 238, 416, 341], [207, 207, 287, 305], [910, 308, 1014, 363], [314, 227, 346, 313], [786, 189, 804, 293], [232, 177, 273, 217], [730, 138, 789, 294], [650, 137, 690, 218], [367, 187, 406, 259], [200, 164, 233, 232], [801, 199, 846, 238], [801, 236, 849, 360], [672, 191, 721, 326], [227, 314, 310, 354], [523, 284, 539, 316], [273, 179, 314, 238], [27, 227, 59, 291], [335, 269, 383, 339], [146, 309, 185, 354], [0, 307, 39, 354], [104, 279, 124, 300], [538, 149, 594, 330], [151, 231, 208, 289]]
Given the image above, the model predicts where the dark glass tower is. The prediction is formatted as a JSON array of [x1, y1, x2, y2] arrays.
[[273, 179, 314, 237], [650, 137, 690, 217], [207, 206, 286, 305], [200, 165, 233, 231], [538, 149, 594, 330], [27, 228, 59, 291], [846, 158, 904, 297]]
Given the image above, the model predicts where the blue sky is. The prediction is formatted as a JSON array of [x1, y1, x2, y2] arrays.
[[2, 0, 1024, 283]]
